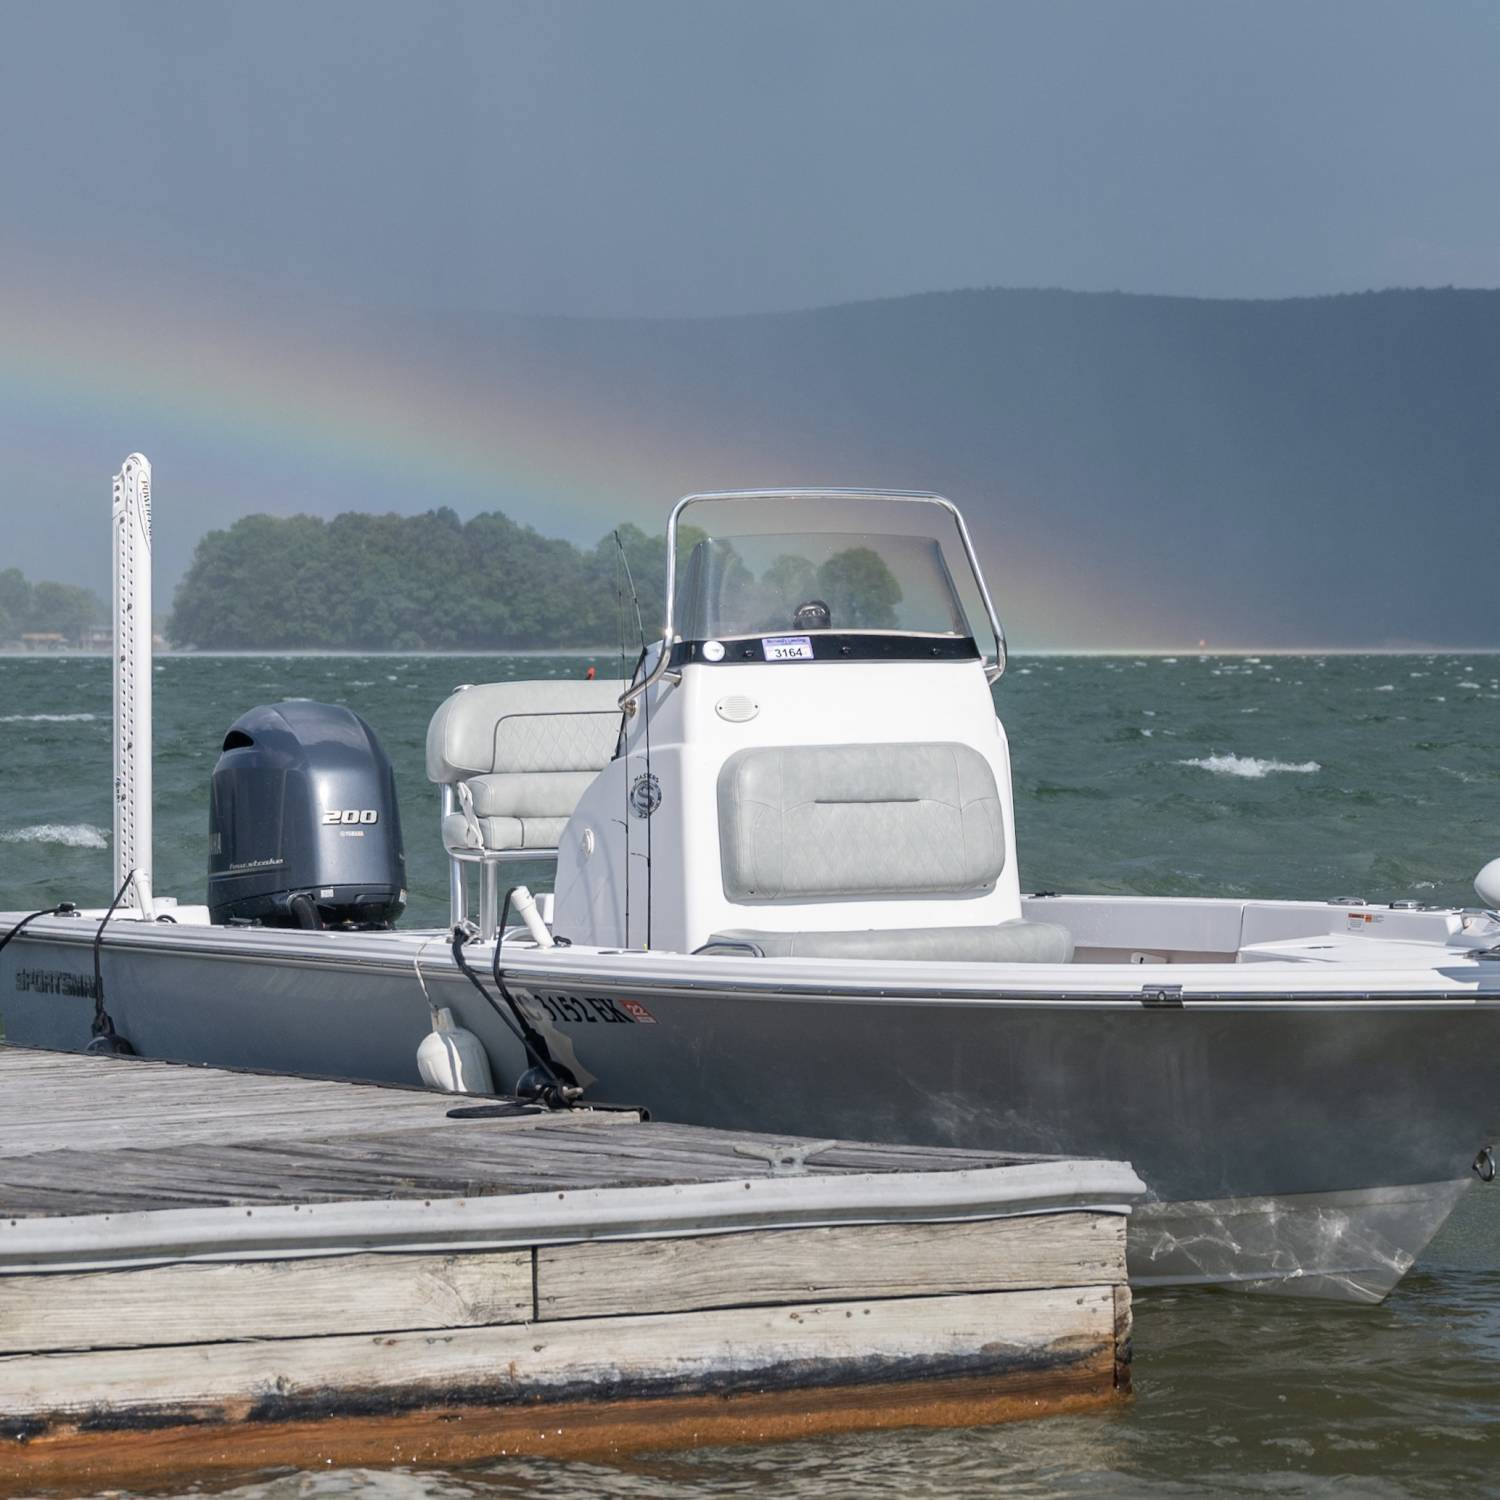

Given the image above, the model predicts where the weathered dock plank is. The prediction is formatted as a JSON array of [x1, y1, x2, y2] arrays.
[[0, 1219, 1129, 1354], [0, 1064, 560, 1159], [0, 1286, 1114, 1420], [0, 1047, 1052, 1218], [0, 1250, 533, 1354], [0, 1124, 1045, 1216], [537, 1214, 1128, 1319]]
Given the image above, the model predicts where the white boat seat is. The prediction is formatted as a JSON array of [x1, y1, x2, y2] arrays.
[[700, 921, 1074, 963], [440, 772, 595, 853], [426, 681, 622, 857], [718, 741, 1005, 901]]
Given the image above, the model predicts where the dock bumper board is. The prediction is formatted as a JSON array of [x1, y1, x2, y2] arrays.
[[0, 1158, 1145, 1274]]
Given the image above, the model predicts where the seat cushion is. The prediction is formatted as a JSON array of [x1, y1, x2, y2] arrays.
[[445, 770, 600, 854], [427, 680, 622, 782], [442, 812, 570, 854], [702, 920, 1074, 964], [717, 742, 1005, 902], [464, 771, 598, 818]]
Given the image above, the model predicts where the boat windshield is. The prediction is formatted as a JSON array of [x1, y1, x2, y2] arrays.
[[677, 531, 968, 640], [667, 492, 1001, 664]]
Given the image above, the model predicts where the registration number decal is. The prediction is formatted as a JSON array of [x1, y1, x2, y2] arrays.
[[761, 635, 813, 661], [524, 991, 656, 1025]]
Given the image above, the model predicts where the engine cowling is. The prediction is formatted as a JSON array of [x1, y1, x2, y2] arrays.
[[207, 700, 406, 928]]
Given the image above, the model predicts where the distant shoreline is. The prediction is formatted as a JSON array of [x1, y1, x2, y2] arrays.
[[0, 646, 628, 659], [6, 646, 1500, 660]]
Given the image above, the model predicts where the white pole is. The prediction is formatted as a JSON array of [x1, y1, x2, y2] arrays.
[[112, 454, 154, 918]]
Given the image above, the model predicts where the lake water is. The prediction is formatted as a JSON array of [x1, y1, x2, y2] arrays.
[[3, 651, 1499, 1497]]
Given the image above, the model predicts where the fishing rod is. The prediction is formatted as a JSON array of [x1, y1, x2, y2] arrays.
[[613, 531, 653, 950]]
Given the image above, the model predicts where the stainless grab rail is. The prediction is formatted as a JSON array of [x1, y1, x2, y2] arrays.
[[618, 640, 678, 713]]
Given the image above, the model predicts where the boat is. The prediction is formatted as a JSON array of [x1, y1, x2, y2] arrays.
[[4, 462, 1499, 1303]]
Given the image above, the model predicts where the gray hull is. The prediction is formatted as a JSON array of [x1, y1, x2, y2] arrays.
[[4, 921, 1494, 1301]]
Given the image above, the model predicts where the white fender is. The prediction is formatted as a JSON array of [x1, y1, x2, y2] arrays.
[[416, 1007, 495, 1094]]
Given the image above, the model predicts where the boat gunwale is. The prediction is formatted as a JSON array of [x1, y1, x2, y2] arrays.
[[8, 916, 1500, 1009]]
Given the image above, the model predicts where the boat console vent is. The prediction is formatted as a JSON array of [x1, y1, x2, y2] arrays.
[[717, 741, 1005, 902]]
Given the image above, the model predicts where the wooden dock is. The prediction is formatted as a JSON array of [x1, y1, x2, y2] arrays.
[[0, 1046, 1142, 1493]]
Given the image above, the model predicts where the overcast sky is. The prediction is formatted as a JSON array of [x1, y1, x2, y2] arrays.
[[3, 0, 1498, 319], [2, 0, 1498, 644]]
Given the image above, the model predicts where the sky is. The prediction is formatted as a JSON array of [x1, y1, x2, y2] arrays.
[[6, 0, 1498, 317], [1, 0, 1497, 641]]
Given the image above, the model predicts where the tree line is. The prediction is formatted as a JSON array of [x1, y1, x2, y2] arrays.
[[166, 508, 910, 650], [0, 569, 105, 643], [167, 509, 674, 650]]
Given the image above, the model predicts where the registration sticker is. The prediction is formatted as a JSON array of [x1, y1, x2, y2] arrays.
[[761, 635, 814, 661], [523, 991, 658, 1026]]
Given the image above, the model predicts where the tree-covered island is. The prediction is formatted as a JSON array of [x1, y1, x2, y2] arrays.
[[166, 509, 908, 651], [0, 569, 106, 647], [167, 510, 667, 650]]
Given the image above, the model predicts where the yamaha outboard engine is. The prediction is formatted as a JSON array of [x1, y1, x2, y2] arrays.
[[208, 700, 406, 928]]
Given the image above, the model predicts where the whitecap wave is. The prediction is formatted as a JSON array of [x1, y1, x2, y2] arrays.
[[0, 712, 99, 723], [1178, 754, 1321, 780], [1, 823, 108, 849]]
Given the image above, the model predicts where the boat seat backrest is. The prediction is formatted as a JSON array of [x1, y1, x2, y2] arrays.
[[717, 741, 1005, 902], [426, 681, 622, 854]]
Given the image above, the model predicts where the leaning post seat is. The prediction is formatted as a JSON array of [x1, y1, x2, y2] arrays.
[[705, 740, 1072, 964], [425, 680, 622, 936]]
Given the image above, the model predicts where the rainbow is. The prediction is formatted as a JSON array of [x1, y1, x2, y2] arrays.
[[0, 260, 1162, 648]]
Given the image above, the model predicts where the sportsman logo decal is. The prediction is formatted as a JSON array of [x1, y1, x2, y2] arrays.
[[14, 968, 95, 998], [629, 772, 662, 818]]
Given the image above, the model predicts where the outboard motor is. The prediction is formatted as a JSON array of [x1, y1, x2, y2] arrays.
[[208, 700, 406, 928]]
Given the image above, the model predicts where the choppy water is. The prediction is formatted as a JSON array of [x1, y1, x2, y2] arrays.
[[3, 651, 1500, 1498]]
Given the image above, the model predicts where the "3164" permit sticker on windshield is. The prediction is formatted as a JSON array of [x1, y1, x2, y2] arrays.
[[761, 635, 814, 661]]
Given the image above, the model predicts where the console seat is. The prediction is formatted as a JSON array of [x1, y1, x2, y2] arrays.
[[427, 681, 622, 856], [708, 741, 1072, 963], [701, 921, 1073, 963]]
